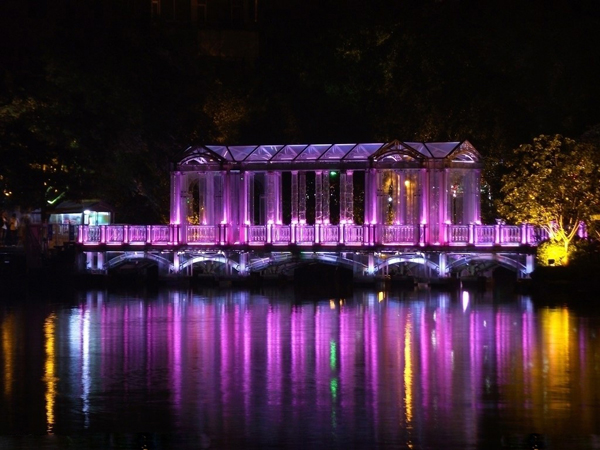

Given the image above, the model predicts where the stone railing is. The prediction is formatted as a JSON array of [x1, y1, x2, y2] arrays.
[[75, 223, 546, 247]]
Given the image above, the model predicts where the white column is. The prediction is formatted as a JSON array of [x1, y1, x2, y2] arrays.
[[397, 171, 405, 224], [315, 170, 323, 223], [239, 171, 249, 244], [96, 252, 105, 271], [223, 170, 230, 225], [275, 171, 282, 224], [322, 171, 330, 224], [525, 254, 535, 275], [206, 172, 215, 225], [266, 171, 276, 224], [367, 253, 375, 275], [170, 171, 182, 224], [439, 169, 448, 243], [341, 170, 354, 223], [86, 252, 94, 270], [367, 169, 378, 224], [291, 171, 299, 223], [239, 252, 248, 276], [438, 253, 448, 277], [299, 172, 306, 224], [246, 172, 254, 225]]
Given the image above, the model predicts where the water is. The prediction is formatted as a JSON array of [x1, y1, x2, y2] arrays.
[[1, 286, 600, 449]]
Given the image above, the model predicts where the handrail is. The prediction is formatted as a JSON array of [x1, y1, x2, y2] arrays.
[[73, 223, 545, 247]]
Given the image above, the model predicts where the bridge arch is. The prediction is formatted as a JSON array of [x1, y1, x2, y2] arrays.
[[106, 252, 175, 273], [377, 255, 440, 274], [447, 254, 527, 276], [180, 254, 241, 274], [247, 252, 367, 274]]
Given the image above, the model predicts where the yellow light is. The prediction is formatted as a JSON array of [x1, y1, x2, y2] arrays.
[[2, 314, 15, 398], [404, 315, 413, 435], [44, 313, 58, 435]]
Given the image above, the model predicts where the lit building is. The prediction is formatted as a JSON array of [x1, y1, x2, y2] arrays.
[[170, 141, 483, 246]]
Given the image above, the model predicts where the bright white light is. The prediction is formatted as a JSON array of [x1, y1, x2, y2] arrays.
[[462, 291, 469, 312]]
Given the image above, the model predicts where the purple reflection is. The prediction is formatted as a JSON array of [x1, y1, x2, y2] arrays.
[[3, 290, 597, 449]]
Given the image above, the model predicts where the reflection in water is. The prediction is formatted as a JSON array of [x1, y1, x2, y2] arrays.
[[2, 313, 15, 398], [0, 288, 600, 449], [44, 312, 57, 435], [403, 313, 413, 447]]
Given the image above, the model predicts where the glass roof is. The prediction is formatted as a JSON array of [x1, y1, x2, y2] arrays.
[[179, 141, 479, 165]]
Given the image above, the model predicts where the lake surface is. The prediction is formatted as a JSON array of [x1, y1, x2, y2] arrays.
[[1, 285, 600, 449]]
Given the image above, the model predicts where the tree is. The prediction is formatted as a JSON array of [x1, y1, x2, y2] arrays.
[[497, 134, 600, 264]]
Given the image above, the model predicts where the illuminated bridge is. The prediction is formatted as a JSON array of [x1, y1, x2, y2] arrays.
[[73, 141, 544, 285]]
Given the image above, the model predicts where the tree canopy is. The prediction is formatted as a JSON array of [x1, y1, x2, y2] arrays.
[[497, 134, 600, 263]]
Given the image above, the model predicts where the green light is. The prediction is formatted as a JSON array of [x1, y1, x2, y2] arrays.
[[330, 340, 337, 369], [330, 377, 338, 400], [329, 171, 337, 176]]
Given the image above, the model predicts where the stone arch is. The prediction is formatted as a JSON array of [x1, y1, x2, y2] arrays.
[[447, 253, 527, 276], [247, 252, 366, 274], [106, 252, 174, 273], [179, 253, 240, 273], [376, 255, 439, 274]]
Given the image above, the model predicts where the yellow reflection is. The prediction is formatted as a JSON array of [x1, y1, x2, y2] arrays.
[[541, 308, 571, 412], [378, 291, 385, 302], [44, 313, 58, 434], [404, 315, 413, 438], [2, 314, 15, 398]]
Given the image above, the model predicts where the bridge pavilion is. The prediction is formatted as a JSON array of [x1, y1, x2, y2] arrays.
[[129, 141, 540, 284], [77, 140, 541, 283]]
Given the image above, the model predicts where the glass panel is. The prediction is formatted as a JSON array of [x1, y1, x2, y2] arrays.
[[205, 145, 233, 160], [229, 145, 257, 161], [424, 142, 460, 158], [296, 144, 331, 160], [404, 142, 431, 158], [319, 143, 355, 161], [245, 145, 282, 161], [343, 143, 383, 160], [272, 145, 307, 161]]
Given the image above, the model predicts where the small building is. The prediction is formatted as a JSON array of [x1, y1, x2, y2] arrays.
[[49, 200, 114, 226]]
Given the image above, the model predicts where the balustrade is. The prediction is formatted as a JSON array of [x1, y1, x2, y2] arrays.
[[150, 225, 171, 244], [187, 225, 218, 244], [296, 226, 315, 244], [320, 225, 339, 244], [128, 225, 148, 244], [475, 225, 495, 245], [273, 225, 291, 244], [500, 225, 521, 245], [106, 225, 125, 244], [74, 223, 543, 247], [382, 225, 419, 245], [249, 226, 267, 244], [344, 225, 364, 245], [448, 225, 470, 244]]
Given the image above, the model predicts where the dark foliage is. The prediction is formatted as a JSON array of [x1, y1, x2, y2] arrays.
[[1, 0, 599, 221]]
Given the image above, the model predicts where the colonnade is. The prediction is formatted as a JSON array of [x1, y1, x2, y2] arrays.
[[170, 164, 481, 246]]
